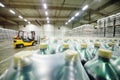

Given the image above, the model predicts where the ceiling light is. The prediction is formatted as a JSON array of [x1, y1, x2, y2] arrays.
[[82, 5, 88, 11], [45, 11, 48, 16], [0, 2, 5, 7], [43, 3, 47, 9], [24, 19, 27, 22], [9, 9, 16, 14], [18, 15, 23, 19], [46, 17, 49, 20], [71, 17, 75, 20], [47, 20, 50, 23], [68, 19, 71, 23], [28, 21, 31, 24], [65, 22, 68, 25], [75, 12, 79, 17]]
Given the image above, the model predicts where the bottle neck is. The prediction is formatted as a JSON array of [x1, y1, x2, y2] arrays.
[[98, 56, 110, 62], [95, 46, 99, 49], [81, 48, 86, 50]]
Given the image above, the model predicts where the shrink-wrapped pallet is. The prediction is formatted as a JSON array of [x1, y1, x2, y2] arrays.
[[115, 13, 120, 26]]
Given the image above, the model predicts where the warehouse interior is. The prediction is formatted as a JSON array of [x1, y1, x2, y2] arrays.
[[0, 0, 120, 80]]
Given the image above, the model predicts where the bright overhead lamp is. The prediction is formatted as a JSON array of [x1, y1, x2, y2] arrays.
[[75, 12, 79, 17], [18, 15, 23, 19], [82, 5, 88, 11], [28, 21, 31, 24], [24, 19, 27, 22], [47, 20, 50, 23], [68, 19, 71, 23], [43, 3, 47, 9], [45, 11, 48, 16], [46, 17, 49, 20], [9, 9, 16, 14], [71, 17, 75, 20], [0, 2, 5, 7], [65, 22, 68, 25]]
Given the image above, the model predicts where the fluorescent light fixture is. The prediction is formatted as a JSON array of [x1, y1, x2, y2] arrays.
[[65, 22, 68, 25], [75, 12, 79, 17], [46, 17, 49, 20], [43, 3, 47, 9], [45, 11, 48, 16], [24, 19, 27, 22], [18, 15, 23, 19], [82, 5, 88, 11], [71, 17, 75, 20], [28, 21, 31, 24], [47, 20, 50, 23], [0, 2, 5, 7], [68, 19, 71, 23], [9, 9, 16, 14]]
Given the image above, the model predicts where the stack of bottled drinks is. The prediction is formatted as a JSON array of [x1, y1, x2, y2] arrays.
[[0, 38, 120, 80]]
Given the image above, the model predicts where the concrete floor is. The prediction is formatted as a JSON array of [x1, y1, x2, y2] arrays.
[[0, 41, 39, 75]]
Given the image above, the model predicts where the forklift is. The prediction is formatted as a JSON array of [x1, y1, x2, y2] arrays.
[[13, 30, 37, 48]]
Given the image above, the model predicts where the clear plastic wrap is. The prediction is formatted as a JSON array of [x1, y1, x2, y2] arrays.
[[97, 18, 105, 28], [115, 13, 120, 26], [84, 49, 119, 80], [105, 15, 115, 27], [56, 50, 90, 80], [112, 57, 120, 79]]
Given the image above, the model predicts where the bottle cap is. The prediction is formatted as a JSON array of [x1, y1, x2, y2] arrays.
[[81, 43, 87, 48], [94, 42, 100, 47], [98, 49, 112, 58], [40, 43, 47, 49], [63, 43, 69, 49], [14, 51, 32, 68], [108, 42, 114, 47], [65, 50, 78, 61]]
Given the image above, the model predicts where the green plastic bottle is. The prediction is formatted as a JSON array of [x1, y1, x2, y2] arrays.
[[58, 50, 90, 80], [91, 42, 100, 57], [108, 42, 115, 51], [58, 43, 69, 52], [78, 43, 92, 65], [2, 51, 37, 80], [112, 57, 120, 79], [84, 49, 119, 80], [39, 43, 55, 54]]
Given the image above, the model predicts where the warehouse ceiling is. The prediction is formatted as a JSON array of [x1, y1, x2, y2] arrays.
[[0, 0, 120, 26]]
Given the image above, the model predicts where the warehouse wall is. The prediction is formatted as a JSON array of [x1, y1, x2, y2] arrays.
[[1, 25, 19, 30], [0, 25, 3, 28], [54, 25, 71, 37], [6, 25, 19, 30], [43, 24, 72, 37], [19, 24, 71, 38]]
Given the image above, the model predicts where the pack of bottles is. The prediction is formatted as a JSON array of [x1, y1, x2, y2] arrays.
[[1, 51, 37, 80], [38, 43, 55, 54], [77, 43, 92, 65], [57, 43, 69, 53], [84, 49, 119, 80], [57, 50, 90, 80]]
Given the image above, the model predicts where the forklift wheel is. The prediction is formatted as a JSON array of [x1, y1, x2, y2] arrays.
[[19, 44, 24, 48]]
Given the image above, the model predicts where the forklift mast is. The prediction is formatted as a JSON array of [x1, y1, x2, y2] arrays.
[[16, 31, 36, 41]]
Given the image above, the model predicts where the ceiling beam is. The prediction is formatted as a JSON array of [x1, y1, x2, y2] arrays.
[[0, 16, 18, 25], [35, 20, 42, 26], [90, 9, 109, 17], [81, 0, 120, 24], [7, 16, 69, 21], [12, 18, 68, 21], [96, 0, 120, 11], [6, 3, 80, 10]]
